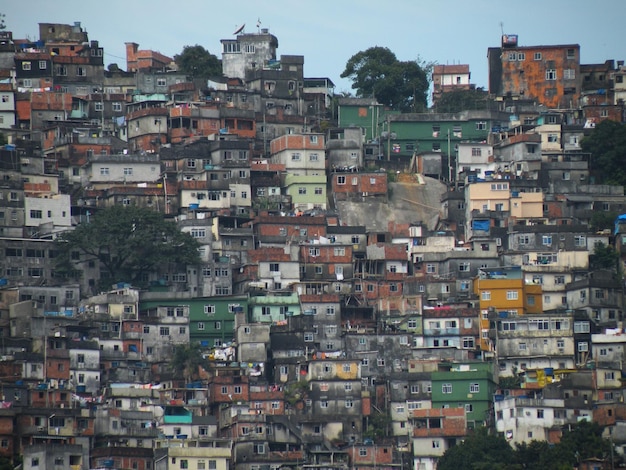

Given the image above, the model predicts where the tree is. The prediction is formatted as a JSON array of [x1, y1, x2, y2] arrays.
[[590, 210, 618, 232], [171, 343, 205, 383], [581, 119, 626, 186], [55, 206, 200, 287], [552, 421, 613, 467], [433, 88, 492, 113], [174, 45, 222, 78], [437, 427, 515, 470], [341, 47, 429, 112], [589, 241, 620, 273]]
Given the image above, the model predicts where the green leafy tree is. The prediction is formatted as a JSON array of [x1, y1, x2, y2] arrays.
[[171, 343, 205, 382], [590, 210, 618, 232], [363, 411, 391, 441], [55, 205, 200, 287], [581, 119, 626, 186], [341, 47, 429, 112], [174, 45, 222, 78], [551, 421, 613, 467], [589, 241, 620, 272], [437, 427, 515, 470], [433, 88, 492, 113], [514, 440, 565, 470]]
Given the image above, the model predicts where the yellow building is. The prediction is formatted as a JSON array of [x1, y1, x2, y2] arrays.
[[465, 180, 545, 240], [474, 266, 543, 351]]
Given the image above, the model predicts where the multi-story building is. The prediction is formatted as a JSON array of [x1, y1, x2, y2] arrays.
[[430, 361, 496, 428], [488, 35, 581, 109], [491, 311, 576, 376], [410, 407, 467, 470], [431, 64, 472, 105], [474, 266, 543, 352]]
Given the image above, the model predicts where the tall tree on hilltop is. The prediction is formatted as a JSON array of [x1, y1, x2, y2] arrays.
[[175, 44, 222, 78], [341, 46, 429, 112]]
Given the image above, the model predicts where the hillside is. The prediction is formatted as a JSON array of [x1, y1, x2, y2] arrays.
[[335, 174, 447, 231]]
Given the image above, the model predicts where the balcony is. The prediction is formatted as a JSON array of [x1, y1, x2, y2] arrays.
[[423, 328, 459, 336]]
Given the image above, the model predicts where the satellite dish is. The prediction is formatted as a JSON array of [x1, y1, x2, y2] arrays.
[[233, 23, 245, 35]]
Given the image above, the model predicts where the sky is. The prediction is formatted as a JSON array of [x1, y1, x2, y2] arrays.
[[5, 0, 626, 95]]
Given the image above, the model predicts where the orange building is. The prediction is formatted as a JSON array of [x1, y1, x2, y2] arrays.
[[474, 266, 543, 351], [488, 35, 581, 109]]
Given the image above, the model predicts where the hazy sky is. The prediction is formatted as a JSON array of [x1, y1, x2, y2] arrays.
[[5, 0, 626, 94]]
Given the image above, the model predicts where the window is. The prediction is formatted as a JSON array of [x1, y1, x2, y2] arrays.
[[298, 187, 307, 195], [291, 153, 301, 161], [574, 235, 586, 247], [160, 327, 170, 336], [310, 153, 319, 161], [30, 210, 42, 219], [204, 305, 215, 315], [442, 384, 452, 394], [470, 383, 480, 393], [191, 228, 206, 238], [77, 66, 86, 76], [123, 167, 133, 176], [315, 187, 323, 195], [507, 290, 519, 300], [157, 78, 166, 87], [481, 291, 491, 301], [100, 167, 110, 176], [345, 399, 353, 408], [542, 235, 552, 246], [337, 175, 346, 185], [22, 61, 31, 70], [471, 147, 482, 156], [476, 121, 486, 130], [563, 69, 576, 80], [546, 69, 557, 80], [426, 264, 436, 274]]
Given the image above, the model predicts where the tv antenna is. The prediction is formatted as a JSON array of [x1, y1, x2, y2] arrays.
[[233, 23, 245, 35]]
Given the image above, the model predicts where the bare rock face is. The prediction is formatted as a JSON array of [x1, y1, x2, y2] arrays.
[[336, 176, 446, 232]]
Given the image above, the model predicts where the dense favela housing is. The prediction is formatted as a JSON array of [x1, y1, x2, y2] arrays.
[[1, 20, 626, 470]]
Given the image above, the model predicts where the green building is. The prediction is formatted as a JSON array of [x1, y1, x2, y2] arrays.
[[248, 292, 300, 324], [338, 100, 512, 162], [430, 361, 497, 429], [140, 295, 247, 348], [336, 97, 384, 142], [387, 110, 511, 160], [284, 173, 327, 211]]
